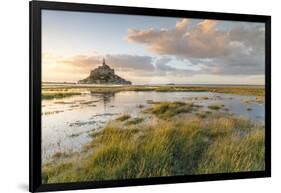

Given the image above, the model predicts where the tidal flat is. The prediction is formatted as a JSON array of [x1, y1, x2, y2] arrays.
[[42, 84, 265, 97], [41, 84, 265, 183]]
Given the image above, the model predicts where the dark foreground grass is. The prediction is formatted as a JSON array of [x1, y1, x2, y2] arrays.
[[42, 102, 264, 183]]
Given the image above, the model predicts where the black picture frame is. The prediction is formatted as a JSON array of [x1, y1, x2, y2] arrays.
[[29, 1, 271, 192]]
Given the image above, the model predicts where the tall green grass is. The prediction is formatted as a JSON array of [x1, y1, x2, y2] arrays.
[[42, 102, 264, 183]]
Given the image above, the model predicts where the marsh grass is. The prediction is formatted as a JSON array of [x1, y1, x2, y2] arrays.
[[51, 152, 71, 159], [255, 96, 265, 103], [223, 108, 229, 111], [137, 104, 145, 108], [42, 110, 64, 116], [54, 101, 75, 104], [80, 100, 99, 105], [42, 85, 265, 97], [125, 118, 144, 125], [42, 92, 81, 100], [116, 114, 131, 122], [42, 101, 264, 183], [198, 128, 264, 173], [195, 111, 209, 119], [247, 107, 253, 111], [208, 104, 224, 110], [146, 100, 155, 104], [144, 101, 201, 119], [242, 96, 265, 105]]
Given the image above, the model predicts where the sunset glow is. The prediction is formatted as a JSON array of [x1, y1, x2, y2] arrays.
[[42, 10, 265, 85]]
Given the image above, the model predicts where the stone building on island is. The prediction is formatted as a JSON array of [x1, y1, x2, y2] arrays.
[[78, 58, 132, 85]]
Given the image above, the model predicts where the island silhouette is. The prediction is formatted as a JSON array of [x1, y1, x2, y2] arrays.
[[78, 58, 131, 85]]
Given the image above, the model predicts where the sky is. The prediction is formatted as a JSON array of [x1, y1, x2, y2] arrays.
[[42, 10, 265, 85]]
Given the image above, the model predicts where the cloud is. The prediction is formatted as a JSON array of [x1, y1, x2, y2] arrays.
[[154, 57, 174, 71], [47, 54, 154, 73], [229, 25, 265, 55], [175, 18, 189, 30], [105, 54, 154, 71], [42, 20, 265, 83], [60, 55, 101, 73], [127, 19, 265, 76], [127, 19, 230, 58], [54, 53, 196, 78]]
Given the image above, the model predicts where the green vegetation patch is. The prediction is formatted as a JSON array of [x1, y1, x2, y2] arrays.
[[144, 101, 201, 119], [42, 92, 81, 100], [246, 107, 253, 111], [208, 104, 224, 111]]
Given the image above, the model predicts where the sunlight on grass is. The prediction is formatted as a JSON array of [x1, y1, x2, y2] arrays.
[[42, 92, 81, 100], [42, 101, 264, 183]]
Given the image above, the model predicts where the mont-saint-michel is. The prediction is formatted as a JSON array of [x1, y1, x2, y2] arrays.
[[78, 58, 131, 85]]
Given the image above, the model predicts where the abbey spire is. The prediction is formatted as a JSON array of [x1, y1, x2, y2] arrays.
[[102, 57, 106, 66]]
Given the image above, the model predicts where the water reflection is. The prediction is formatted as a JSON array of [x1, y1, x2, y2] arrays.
[[90, 92, 115, 110], [42, 91, 265, 163]]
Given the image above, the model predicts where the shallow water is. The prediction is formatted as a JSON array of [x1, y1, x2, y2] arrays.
[[42, 91, 264, 163]]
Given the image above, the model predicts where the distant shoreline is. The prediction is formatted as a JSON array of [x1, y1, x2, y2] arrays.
[[42, 84, 265, 99], [42, 82, 265, 88]]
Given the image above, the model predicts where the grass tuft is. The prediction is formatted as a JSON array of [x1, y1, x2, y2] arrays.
[[208, 104, 224, 110], [144, 101, 200, 119], [247, 107, 253, 111], [126, 118, 144, 125], [116, 114, 131, 122], [42, 92, 81, 100]]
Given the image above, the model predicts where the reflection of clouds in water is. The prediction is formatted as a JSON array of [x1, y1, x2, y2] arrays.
[[42, 91, 265, 163]]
